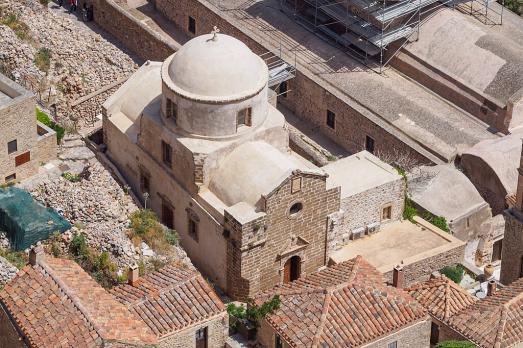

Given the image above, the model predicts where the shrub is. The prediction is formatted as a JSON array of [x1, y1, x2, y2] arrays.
[[435, 340, 477, 348], [129, 209, 178, 254], [39, 0, 50, 6], [62, 172, 81, 182], [403, 197, 417, 221], [441, 265, 465, 284], [1, 13, 30, 40], [36, 108, 65, 143], [227, 295, 281, 329], [0, 248, 28, 269], [34, 47, 52, 73]]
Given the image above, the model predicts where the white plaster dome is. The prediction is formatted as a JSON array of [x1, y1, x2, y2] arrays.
[[166, 33, 268, 102]]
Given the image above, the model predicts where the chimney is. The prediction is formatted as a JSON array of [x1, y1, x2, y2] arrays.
[[515, 140, 523, 212], [487, 280, 497, 296], [29, 245, 44, 266], [128, 264, 140, 286], [392, 265, 405, 288]]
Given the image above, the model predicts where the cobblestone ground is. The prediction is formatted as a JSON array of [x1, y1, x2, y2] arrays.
[[0, 0, 139, 129]]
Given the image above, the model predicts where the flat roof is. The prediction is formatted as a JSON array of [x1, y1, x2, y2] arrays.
[[329, 218, 465, 272], [324, 151, 400, 197], [199, 0, 498, 162], [0, 73, 33, 109]]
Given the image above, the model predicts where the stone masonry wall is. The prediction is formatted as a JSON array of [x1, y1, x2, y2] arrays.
[[328, 178, 405, 254], [225, 173, 340, 300], [158, 313, 228, 348], [150, 0, 433, 164], [35, 123, 58, 166], [362, 317, 431, 348], [384, 242, 466, 286], [93, 0, 176, 62], [0, 305, 26, 348], [500, 210, 523, 285], [0, 94, 39, 183]]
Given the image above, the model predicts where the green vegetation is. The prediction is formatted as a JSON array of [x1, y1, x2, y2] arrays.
[[503, 0, 523, 15], [0, 248, 28, 269], [435, 340, 477, 348], [0, 13, 30, 41], [402, 197, 450, 232], [34, 47, 52, 73], [69, 233, 119, 288], [441, 264, 465, 284], [36, 108, 65, 144], [0, 181, 16, 189], [128, 209, 178, 253], [62, 172, 81, 183], [227, 295, 281, 329], [39, 0, 50, 6]]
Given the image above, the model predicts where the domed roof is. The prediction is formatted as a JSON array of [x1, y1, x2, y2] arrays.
[[165, 32, 267, 102]]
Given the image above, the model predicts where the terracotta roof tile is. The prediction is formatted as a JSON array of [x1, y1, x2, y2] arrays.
[[254, 256, 427, 347], [111, 263, 225, 338], [0, 256, 157, 347], [406, 275, 477, 320], [446, 278, 523, 348]]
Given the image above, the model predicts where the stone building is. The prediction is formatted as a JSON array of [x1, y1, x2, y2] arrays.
[[408, 165, 500, 269], [409, 275, 523, 347], [500, 145, 523, 285], [0, 74, 57, 184], [254, 256, 431, 348], [0, 247, 158, 348], [103, 30, 457, 300], [111, 264, 228, 348]]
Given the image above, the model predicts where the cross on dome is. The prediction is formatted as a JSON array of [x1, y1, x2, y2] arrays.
[[211, 26, 220, 41]]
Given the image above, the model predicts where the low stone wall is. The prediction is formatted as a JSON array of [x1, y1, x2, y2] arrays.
[[92, 0, 177, 62], [35, 122, 57, 165]]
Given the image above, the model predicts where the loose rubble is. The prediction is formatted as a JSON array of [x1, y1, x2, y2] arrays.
[[0, 256, 18, 287]]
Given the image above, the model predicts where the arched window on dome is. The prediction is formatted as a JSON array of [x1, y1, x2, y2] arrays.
[[237, 107, 252, 130], [166, 98, 178, 124]]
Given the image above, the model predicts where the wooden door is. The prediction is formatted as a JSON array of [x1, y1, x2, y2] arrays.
[[283, 258, 292, 284], [161, 202, 174, 229]]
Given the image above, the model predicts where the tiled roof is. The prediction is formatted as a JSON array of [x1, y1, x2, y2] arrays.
[[447, 278, 523, 348], [254, 256, 427, 348], [506, 193, 517, 209], [111, 263, 225, 338], [406, 275, 477, 320], [0, 256, 157, 347]]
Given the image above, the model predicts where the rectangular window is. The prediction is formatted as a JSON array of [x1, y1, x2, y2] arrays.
[[237, 107, 252, 129], [492, 239, 503, 262], [15, 151, 30, 167], [279, 81, 288, 97], [161, 200, 174, 229], [5, 174, 16, 182], [195, 327, 207, 348], [291, 177, 302, 194], [140, 172, 150, 193], [382, 206, 392, 221], [7, 140, 17, 154], [187, 209, 200, 242], [365, 135, 375, 154], [188, 16, 196, 34], [275, 334, 283, 348], [162, 140, 172, 166], [326, 110, 335, 129], [166, 99, 178, 124], [387, 341, 398, 348]]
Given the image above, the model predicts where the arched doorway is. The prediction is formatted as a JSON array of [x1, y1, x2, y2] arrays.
[[283, 256, 301, 284]]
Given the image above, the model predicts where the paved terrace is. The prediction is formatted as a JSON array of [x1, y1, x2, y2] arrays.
[[330, 217, 465, 275], [200, 0, 498, 162]]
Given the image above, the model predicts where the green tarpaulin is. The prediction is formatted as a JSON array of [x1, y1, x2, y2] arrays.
[[0, 187, 71, 251]]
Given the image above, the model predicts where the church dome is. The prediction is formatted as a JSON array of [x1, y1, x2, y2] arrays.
[[165, 32, 268, 102]]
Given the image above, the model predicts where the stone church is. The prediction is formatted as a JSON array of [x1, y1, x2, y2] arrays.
[[102, 31, 405, 299]]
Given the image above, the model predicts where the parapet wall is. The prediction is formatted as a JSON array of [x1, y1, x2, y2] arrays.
[[92, 0, 176, 62]]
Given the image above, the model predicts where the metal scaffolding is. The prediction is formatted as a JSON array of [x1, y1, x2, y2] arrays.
[[280, 0, 504, 73]]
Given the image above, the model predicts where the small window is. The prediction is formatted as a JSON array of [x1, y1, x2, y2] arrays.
[[382, 206, 392, 221], [388, 341, 398, 348], [492, 239, 503, 263], [140, 172, 150, 193], [466, 217, 470, 228], [237, 107, 252, 129], [15, 151, 30, 167], [275, 334, 283, 348], [291, 177, 302, 194], [188, 16, 196, 34], [7, 140, 17, 154], [166, 98, 178, 124], [289, 202, 303, 216], [187, 209, 200, 242], [5, 174, 16, 182], [161, 200, 174, 229], [279, 81, 288, 98], [162, 140, 172, 166], [365, 135, 375, 154], [195, 327, 207, 348], [326, 110, 335, 129]]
